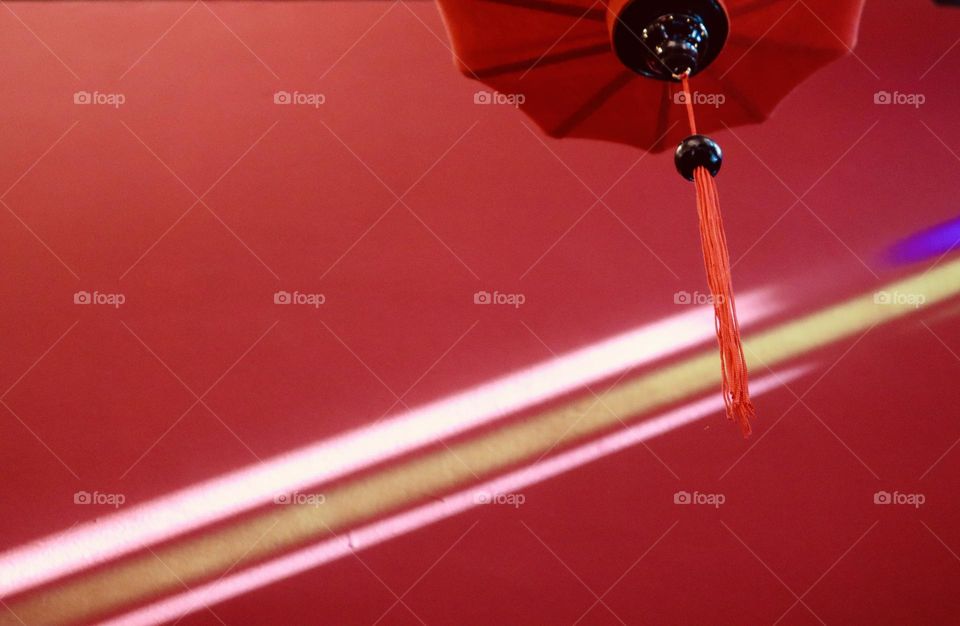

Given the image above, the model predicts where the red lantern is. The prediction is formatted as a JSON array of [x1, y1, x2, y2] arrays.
[[437, 0, 866, 436]]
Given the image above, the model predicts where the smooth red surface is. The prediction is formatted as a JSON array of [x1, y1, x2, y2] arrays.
[[1, 1, 959, 624]]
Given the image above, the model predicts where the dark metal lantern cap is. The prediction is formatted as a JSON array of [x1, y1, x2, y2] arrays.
[[610, 0, 729, 81]]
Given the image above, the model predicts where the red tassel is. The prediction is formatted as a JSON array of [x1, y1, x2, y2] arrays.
[[692, 166, 755, 436], [680, 76, 755, 437]]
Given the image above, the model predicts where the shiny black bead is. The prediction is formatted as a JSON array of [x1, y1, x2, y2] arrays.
[[674, 134, 723, 181]]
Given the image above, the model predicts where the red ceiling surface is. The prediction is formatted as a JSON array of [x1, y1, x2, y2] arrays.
[[1, 1, 960, 625]]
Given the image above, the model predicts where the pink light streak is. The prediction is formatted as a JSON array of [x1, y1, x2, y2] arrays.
[[102, 365, 808, 626], [0, 292, 777, 598]]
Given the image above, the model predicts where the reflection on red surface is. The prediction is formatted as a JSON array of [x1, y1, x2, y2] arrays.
[[101, 366, 808, 626], [888, 216, 960, 264], [0, 293, 777, 598]]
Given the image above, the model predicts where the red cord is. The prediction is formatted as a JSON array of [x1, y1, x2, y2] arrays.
[[680, 76, 755, 437], [680, 76, 698, 135]]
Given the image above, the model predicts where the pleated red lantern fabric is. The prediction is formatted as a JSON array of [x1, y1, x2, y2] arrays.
[[437, 0, 866, 436]]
